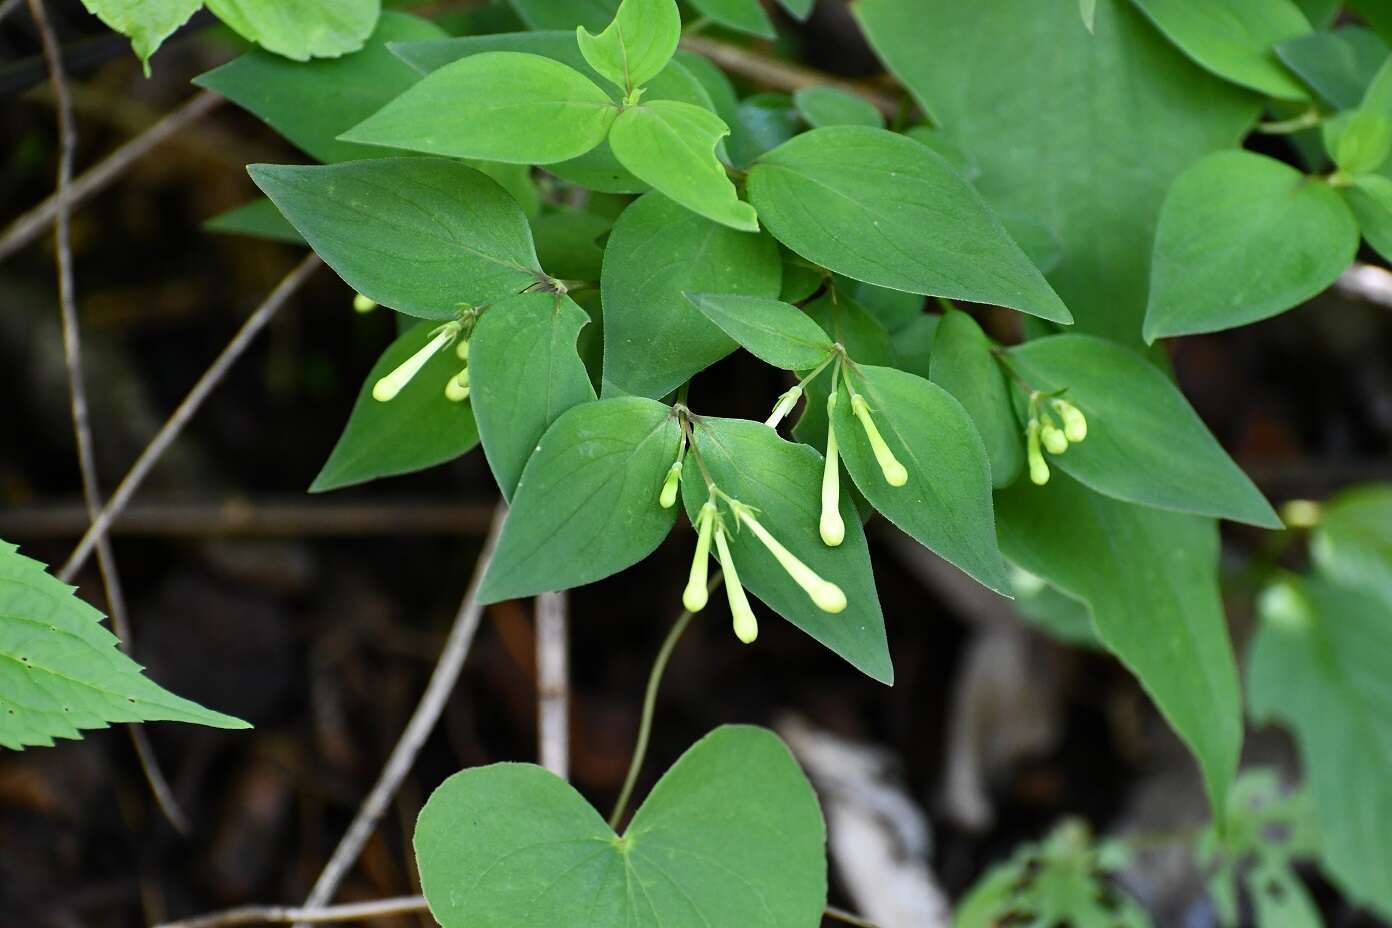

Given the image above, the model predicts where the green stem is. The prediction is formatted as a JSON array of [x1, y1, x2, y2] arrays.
[[608, 583, 719, 829], [1256, 109, 1321, 134]]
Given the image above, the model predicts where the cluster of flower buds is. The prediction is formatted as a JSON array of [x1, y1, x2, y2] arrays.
[[679, 490, 846, 645], [444, 337, 470, 403], [1025, 392, 1088, 485], [817, 384, 907, 547]]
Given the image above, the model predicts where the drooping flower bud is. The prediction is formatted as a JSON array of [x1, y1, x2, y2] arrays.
[[373, 322, 460, 402], [850, 392, 908, 487], [682, 501, 717, 612], [1052, 399, 1087, 443], [1040, 420, 1069, 455], [353, 293, 378, 314], [659, 460, 683, 509], [765, 385, 803, 429], [820, 395, 845, 547], [733, 503, 846, 614], [444, 367, 470, 403], [456, 338, 471, 362], [713, 523, 758, 643], [1026, 419, 1050, 486]]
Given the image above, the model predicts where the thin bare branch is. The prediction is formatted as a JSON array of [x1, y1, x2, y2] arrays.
[[27, 0, 189, 835], [825, 905, 882, 928], [292, 504, 507, 926], [1335, 261, 1392, 308], [153, 895, 428, 928], [0, 0, 25, 23], [679, 35, 901, 117], [59, 253, 321, 582], [0, 90, 223, 263], [535, 591, 569, 779]]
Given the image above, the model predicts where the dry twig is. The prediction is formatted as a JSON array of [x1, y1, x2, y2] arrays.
[[535, 591, 570, 779], [153, 895, 428, 928]]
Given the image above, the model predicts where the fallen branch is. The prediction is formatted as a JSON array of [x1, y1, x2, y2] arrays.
[[153, 895, 428, 928]]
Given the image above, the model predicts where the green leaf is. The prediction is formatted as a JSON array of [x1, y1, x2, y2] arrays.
[[249, 158, 543, 320], [929, 309, 1024, 489], [577, 0, 680, 91], [1312, 483, 1392, 599], [77, 0, 201, 70], [194, 12, 445, 164], [506, 0, 617, 30], [0, 541, 249, 750], [1352, 171, 1392, 214], [1010, 570, 1100, 648], [683, 417, 892, 683], [470, 292, 597, 500], [902, 126, 979, 181], [1276, 27, 1389, 109], [204, 0, 380, 62], [688, 0, 775, 38], [890, 313, 939, 380], [845, 279, 923, 332], [793, 86, 884, 129], [831, 365, 1009, 594], [204, 197, 304, 245], [727, 93, 800, 168], [480, 398, 680, 602], [530, 207, 610, 281], [683, 294, 833, 371], [610, 101, 758, 231], [1007, 334, 1280, 527], [602, 193, 782, 399], [312, 321, 479, 492], [1144, 150, 1357, 340], [996, 475, 1242, 815], [415, 725, 826, 928], [854, 0, 1259, 343], [1248, 576, 1392, 917], [1129, 0, 1312, 100], [340, 51, 617, 165], [792, 290, 892, 447], [747, 126, 1073, 324], [1335, 110, 1392, 173], [1080, 0, 1097, 32]]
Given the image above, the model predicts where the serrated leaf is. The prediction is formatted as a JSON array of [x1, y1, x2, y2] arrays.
[[249, 158, 544, 320], [78, 0, 201, 70], [576, 0, 680, 91], [929, 309, 1024, 488], [746, 126, 1073, 324], [1276, 27, 1389, 109], [601, 193, 782, 399], [996, 475, 1241, 815], [792, 86, 884, 129], [204, 197, 304, 245], [340, 51, 617, 165], [610, 101, 758, 231], [1006, 334, 1280, 527], [194, 12, 445, 164], [683, 294, 834, 371], [854, 0, 1258, 342], [1144, 150, 1357, 340], [205, 0, 380, 62], [831, 365, 1009, 594], [688, 0, 775, 38], [1248, 576, 1392, 917], [479, 398, 680, 603], [1129, 0, 1312, 101], [1312, 483, 1392, 599], [470, 292, 597, 500], [0, 541, 248, 750], [312, 321, 479, 492], [682, 417, 892, 683], [415, 725, 826, 928]]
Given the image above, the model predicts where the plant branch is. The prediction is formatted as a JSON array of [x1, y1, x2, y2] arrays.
[[536, 590, 569, 779], [608, 577, 720, 829], [154, 895, 429, 928], [291, 503, 506, 926], [58, 253, 321, 583], [0, 90, 222, 263], [824, 905, 881, 928], [678, 35, 900, 118], [27, 0, 189, 835]]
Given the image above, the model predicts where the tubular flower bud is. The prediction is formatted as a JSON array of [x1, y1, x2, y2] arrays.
[[659, 460, 683, 509], [820, 395, 845, 547], [456, 338, 471, 362], [1040, 420, 1069, 455], [682, 502, 717, 612], [353, 293, 378, 314], [765, 385, 803, 428], [733, 503, 846, 614], [713, 523, 758, 643], [1027, 419, 1050, 486], [850, 392, 908, 487], [373, 322, 460, 402], [444, 367, 470, 402], [1052, 399, 1087, 443]]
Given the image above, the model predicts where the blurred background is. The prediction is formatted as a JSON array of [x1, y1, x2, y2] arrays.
[[2, 1, 1391, 926]]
